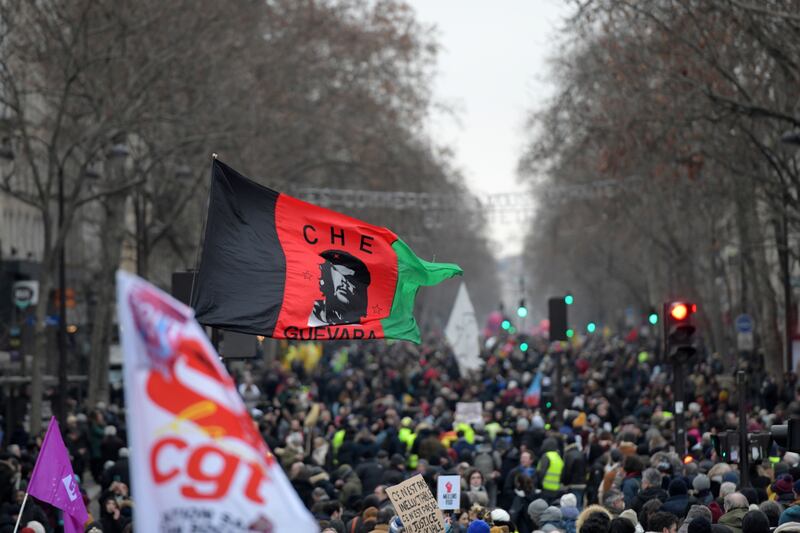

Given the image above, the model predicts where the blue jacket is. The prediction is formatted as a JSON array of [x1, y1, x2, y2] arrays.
[[780, 504, 800, 525]]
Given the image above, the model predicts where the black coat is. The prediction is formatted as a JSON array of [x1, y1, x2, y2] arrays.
[[660, 494, 690, 518], [631, 486, 668, 514], [561, 445, 587, 486], [355, 459, 385, 495]]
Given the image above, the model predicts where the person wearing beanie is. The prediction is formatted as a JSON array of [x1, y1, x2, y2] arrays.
[[722, 472, 741, 488], [540, 506, 564, 533], [679, 506, 713, 533], [632, 468, 668, 514], [708, 501, 724, 524], [562, 493, 580, 533], [660, 479, 691, 519], [774, 475, 796, 506], [693, 474, 713, 505], [468, 519, 492, 533], [688, 517, 713, 533], [528, 498, 549, 529], [780, 501, 800, 525], [24, 523, 45, 533], [741, 510, 770, 533]]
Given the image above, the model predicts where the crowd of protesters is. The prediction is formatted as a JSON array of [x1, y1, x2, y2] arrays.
[[0, 325, 799, 533]]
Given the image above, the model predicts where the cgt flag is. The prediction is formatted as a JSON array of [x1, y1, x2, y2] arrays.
[[117, 271, 317, 533], [193, 159, 462, 343]]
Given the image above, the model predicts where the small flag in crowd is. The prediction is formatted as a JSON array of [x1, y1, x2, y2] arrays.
[[117, 271, 317, 533], [27, 417, 88, 533], [193, 159, 462, 343], [524, 372, 542, 407]]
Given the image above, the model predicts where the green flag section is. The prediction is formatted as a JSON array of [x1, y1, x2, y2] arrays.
[[381, 239, 463, 343], [193, 159, 463, 343]]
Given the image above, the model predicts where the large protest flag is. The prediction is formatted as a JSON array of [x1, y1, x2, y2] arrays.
[[193, 158, 462, 343], [23, 417, 88, 533], [117, 271, 317, 532]]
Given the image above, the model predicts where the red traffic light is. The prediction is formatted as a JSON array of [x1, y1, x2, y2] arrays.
[[668, 302, 696, 321]]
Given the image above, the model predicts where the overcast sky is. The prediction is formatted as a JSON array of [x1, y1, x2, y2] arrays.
[[407, 0, 572, 257]]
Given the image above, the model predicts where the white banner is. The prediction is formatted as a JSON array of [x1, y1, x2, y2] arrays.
[[444, 283, 482, 374], [117, 271, 316, 533]]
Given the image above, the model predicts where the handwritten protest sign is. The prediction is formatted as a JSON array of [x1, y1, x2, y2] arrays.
[[454, 402, 482, 425], [437, 475, 460, 510], [386, 475, 445, 533]]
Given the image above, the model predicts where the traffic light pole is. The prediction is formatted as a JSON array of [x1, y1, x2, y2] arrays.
[[674, 359, 686, 456], [738, 371, 751, 487], [57, 166, 68, 427]]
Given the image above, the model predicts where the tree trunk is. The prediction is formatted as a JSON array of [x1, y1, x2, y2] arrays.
[[87, 190, 128, 406]]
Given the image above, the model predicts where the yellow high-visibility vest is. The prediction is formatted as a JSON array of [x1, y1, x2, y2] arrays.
[[542, 450, 564, 491]]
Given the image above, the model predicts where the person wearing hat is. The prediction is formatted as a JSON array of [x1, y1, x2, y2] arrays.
[[468, 519, 492, 533], [773, 475, 796, 506], [660, 479, 692, 519], [693, 474, 713, 505], [679, 506, 713, 533], [528, 498, 549, 529], [561, 493, 580, 533], [539, 505, 564, 532]]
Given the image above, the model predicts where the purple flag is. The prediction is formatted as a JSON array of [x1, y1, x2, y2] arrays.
[[27, 417, 88, 533]]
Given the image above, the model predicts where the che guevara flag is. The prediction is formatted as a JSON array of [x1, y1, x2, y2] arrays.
[[193, 159, 462, 343]]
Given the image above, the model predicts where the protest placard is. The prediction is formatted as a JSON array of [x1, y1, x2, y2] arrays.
[[386, 474, 445, 533], [454, 401, 482, 425], [436, 475, 460, 511]]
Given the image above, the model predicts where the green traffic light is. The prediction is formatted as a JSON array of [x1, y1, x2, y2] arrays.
[[566, 328, 574, 338], [501, 320, 511, 330], [517, 307, 528, 318], [545, 401, 552, 409], [520, 342, 529, 352], [508, 326, 516, 334], [587, 322, 596, 333], [564, 294, 574, 305], [648, 313, 658, 325]]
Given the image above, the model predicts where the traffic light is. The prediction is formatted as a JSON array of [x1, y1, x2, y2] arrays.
[[519, 342, 529, 352], [548, 297, 567, 341], [564, 293, 574, 305], [587, 322, 596, 333], [711, 431, 740, 462], [517, 300, 528, 318], [648, 307, 659, 325], [771, 418, 800, 452], [566, 328, 574, 338], [664, 301, 697, 360], [8, 326, 21, 350], [501, 319, 511, 330]]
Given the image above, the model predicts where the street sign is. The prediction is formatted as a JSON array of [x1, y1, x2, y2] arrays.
[[735, 314, 754, 351], [735, 314, 754, 333], [12, 281, 38, 309], [737, 332, 755, 351]]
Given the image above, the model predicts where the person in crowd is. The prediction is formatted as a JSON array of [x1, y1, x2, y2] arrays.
[[719, 493, 750, 533], [649, 512, 680, 533]]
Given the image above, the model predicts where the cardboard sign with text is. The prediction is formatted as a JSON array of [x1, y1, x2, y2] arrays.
[[454, 402, 482, 425], [386, 475, 445, 533], [436, 475, 460, 510]]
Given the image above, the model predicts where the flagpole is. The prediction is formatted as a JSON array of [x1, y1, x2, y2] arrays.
[[13, 492, 28, 533]]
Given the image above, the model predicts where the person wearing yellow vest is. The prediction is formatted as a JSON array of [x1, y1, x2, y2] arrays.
[[538, 437, 564, 497], [398, 418, 418, 468], [332, 428, 346, 466]]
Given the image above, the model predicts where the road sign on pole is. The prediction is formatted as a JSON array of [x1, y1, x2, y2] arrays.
[[735, 314, 755, 351]]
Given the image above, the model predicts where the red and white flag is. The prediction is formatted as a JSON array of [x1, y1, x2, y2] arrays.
[[116, 271, 316, 532]]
